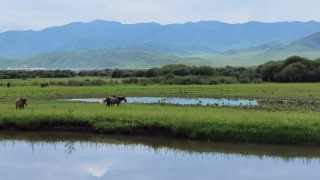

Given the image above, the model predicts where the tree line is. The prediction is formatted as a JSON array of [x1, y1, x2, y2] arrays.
[[257, 56, 320, 82], [1, 56, 320, 84], [0, 69, 76, 79]]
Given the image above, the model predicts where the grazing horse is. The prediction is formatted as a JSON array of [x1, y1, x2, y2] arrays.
[[15, 98, 27, 110], [40, 83, 49, 88], [104, 96, 127, 107], [7, 82, 12, 88]]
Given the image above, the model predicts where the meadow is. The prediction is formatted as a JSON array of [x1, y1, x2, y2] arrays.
[[0, 77, 320, 145]]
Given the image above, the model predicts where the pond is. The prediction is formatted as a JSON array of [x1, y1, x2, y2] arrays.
[[64, 97, 258, 106], [0, 131, 319, 180]]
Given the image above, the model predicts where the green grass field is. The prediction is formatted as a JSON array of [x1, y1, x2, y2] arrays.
[[1, 78, 320, 101], [0, 78, 320, 145], [1, 79, 320, 110]]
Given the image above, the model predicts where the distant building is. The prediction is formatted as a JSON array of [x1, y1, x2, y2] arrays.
[[7, 65, 46, 71]]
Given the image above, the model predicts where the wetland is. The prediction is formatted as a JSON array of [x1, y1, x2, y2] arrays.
[[63, 97, 258, 106], [0, 80, 320, 145]]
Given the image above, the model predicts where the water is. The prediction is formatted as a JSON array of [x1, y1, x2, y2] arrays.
[[0, 131, 319, 180], [64, 97, 258, 106]]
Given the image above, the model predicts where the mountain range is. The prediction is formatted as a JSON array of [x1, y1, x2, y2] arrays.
[[1, 20, 320, 69]]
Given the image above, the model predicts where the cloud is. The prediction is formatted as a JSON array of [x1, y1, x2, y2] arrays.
[[85, 162, 111, 178]]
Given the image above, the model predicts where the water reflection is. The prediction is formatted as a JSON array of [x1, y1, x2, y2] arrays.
[[0, 131, 319, 180], [65, 142, 76, 155], [63, 97, 258, 106]]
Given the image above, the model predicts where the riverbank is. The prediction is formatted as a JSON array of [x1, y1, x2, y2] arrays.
[[1, 101, 320, 146]]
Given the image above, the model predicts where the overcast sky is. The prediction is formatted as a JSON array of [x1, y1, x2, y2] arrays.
[[0, 0, 319, 32]]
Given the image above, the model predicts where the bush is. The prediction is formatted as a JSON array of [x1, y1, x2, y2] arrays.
[[221, 77, 238, 84], [140, 79, 153, 85], [122, 78, 140, 84]]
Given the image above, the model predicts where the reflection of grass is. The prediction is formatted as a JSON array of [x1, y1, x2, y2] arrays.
[[0, 102, 320, 145], [1, 131, 320, 160]]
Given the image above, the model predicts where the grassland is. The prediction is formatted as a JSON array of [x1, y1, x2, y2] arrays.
[[0, 78, 320, 145]]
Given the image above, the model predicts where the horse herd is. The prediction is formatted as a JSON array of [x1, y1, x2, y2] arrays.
[[7, 82, 49, 88], [8, 82, 127, 110], [15, 96, 127, 110]]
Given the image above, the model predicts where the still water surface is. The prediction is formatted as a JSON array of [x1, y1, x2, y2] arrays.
[[64, 97, 258, 106], [0, 131, 319, 180]]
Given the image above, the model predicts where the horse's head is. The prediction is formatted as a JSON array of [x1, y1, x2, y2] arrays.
[[19, 98, 28, 106], [117, 96, 127, 103], [21, 98, 27, 106]]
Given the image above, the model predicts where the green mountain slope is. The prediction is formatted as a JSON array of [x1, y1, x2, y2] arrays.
[[2, 32, 320, 69], [12, 48, 212, 69], [285, 32, 320, 50], [1, 20, 320, 57], [197, 32, 320, 66]]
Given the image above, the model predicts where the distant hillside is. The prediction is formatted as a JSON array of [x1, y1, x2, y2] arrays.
[[0, 58, 21, 69], [286, 32, 320, 50], [9, 31, 320, 69], [202, 32, 320, 66], [0, 21, 320, 69], [12, 48, 211, 69], [1, 20, 320, 57], [123, 44, 218, 56]]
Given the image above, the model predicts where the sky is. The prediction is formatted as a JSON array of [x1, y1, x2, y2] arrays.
[[0, 0, 319, 32]]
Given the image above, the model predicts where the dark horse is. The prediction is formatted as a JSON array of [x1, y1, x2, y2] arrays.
[[16, 98, 27, 110], [103, 96, 127, 107], [40, 83, 49, 88], [7, 82, 12, 88]]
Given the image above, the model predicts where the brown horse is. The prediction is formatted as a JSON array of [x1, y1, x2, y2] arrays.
[[104, 96, 127, 107], [16, 98, 27, 110]]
